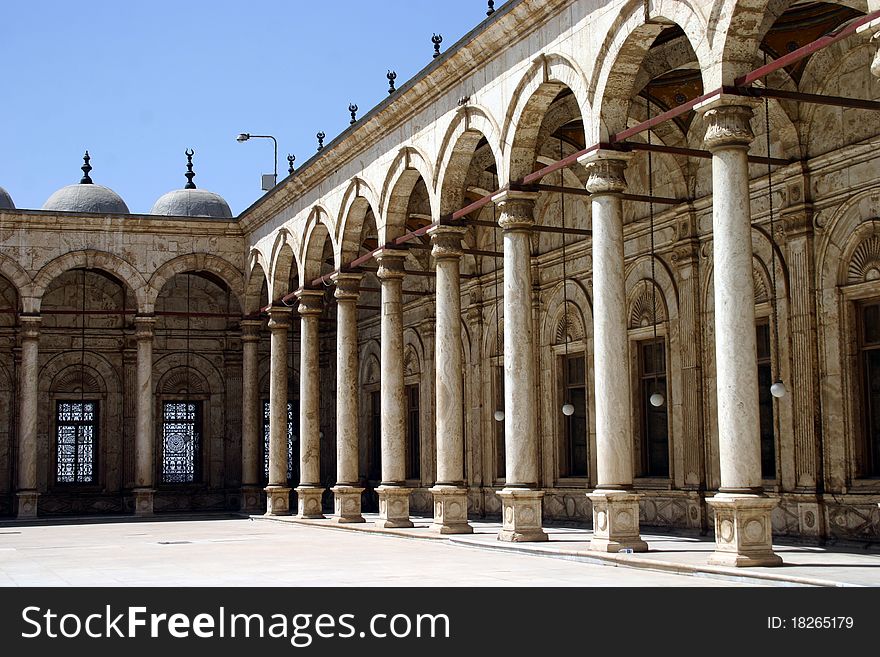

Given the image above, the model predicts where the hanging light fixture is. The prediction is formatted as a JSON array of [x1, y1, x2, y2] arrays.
[[646, 90, 665, 408], [558, 140, 575, 418], [763, 55, 787, 400], [491, 173, 505, 423]]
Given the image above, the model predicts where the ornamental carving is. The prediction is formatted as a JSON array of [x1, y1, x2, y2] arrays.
[[847, 235, 880, 284], [702, 104, 755, 151], [584, 158, 628, 195], [430, 227, 466, 260], [629, 280, 667, 329], [375, 252, 406, 280], [296, 289, 325, 316], [403, 344, 420, 376], [753, 265, 770, 304], [555, 308, 584, 344], [497, 196, 536, 231], [55, 369, 102, 394], [333, 273, 362, 301]]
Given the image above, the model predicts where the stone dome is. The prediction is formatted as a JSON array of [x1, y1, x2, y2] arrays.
[[150, 188, 232, 219], [41, 151, 130, 214], [149, 149, 232, 219], [0, 186, 14, 210], [42, 183, 130, 214]]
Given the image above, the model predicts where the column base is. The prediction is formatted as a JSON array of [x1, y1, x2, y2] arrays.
[[707, 493, 782, 567], [376, 485, 413, 529], [497, 488, 547, 542], [331, 485, 365, 523], [430, 485, 473, 534], [16, 491, 39, 519], [264, 486, 291, 516], [132, 488, 155, 516], [240, 485, 264, 514], [295, 486, 326, 519], [586, 490, 648, 553]]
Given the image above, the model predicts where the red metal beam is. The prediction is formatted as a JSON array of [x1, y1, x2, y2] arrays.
[[727, 85, 880, 111]]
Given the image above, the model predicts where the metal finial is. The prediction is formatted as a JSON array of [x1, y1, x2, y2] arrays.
[[80, 151, 93, 184], [432, 34, 443, 58], [287, 154, 296, 174], [487, 1, 495, 16], [387, 70, 397, 94], [316, 132, 326, 152], [349, 103, 358, 125], [184, 148, 196, 189]]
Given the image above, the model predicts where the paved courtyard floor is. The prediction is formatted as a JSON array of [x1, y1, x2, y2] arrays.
[[1, 514, 877, 587]]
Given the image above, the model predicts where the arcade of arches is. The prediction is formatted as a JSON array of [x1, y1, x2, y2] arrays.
[[3, 0, 880, 567]]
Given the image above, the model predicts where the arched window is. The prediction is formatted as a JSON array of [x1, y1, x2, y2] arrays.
[[161, 401, 201, 484], [55, 400, 97, 484], [261, 399, 297, 483]]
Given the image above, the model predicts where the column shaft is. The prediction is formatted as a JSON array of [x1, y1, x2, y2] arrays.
[[700, 98, 781, 567], [133, 316, 156, 515], [240, 319, 262, 512], [375, 251, 413, 528], [16, 315, 40, 518], [295, 289, 325, 519], [265, 307, 291, 515], [429, 226, 472, 534], [495, 192, 546, 542], [580, 151, 646, 553], [332, 273, 365, 523]]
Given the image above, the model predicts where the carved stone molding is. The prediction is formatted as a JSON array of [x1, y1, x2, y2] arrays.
[[133, 315, 156, 341], [18, 314, 41, 341], [266, 306, 292, 331], [375, 250, 407, 280], [296, 288, 325, 317], [240, 318, 263, 342], [428, 225, 467, 260], [699, 101, 756, 151], [582, 155, 629, 196], [495, 190, 537, 231], [332, 272, 363, 301]]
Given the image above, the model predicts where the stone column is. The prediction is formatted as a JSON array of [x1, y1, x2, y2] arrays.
[[240, 319, 263, 513], [265, 306, 292, 515], [579, 151, 647, 553], [331, 273, 365, 523], [295, 288, 325, 519], [133, 315, 156, 516], [495, 191, 547, 542], [16, 315, 41, 519], [698, 97, 781, 566], [428, 225, 473, 534], [375, 250, 413, 528]]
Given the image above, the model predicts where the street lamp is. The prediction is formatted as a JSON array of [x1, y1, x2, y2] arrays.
[[236, 133, 278, 191]]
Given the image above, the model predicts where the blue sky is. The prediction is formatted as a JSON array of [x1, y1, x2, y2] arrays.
[[0, 0, 508, 216]]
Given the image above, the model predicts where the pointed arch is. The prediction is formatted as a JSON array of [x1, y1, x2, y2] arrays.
[[244, 252, 269, 315], [300, 205, 337, 284], [145, 254, 244, 314], [379, 146, 438, 243], [503, 52, 592, 182], [435, 105, 505, 215], [0, 253, 31, 312], [269, 229, 298, 302], [590, 0, 711, 141], [31, 250, 147, 314], [337, 177, 381, 265]]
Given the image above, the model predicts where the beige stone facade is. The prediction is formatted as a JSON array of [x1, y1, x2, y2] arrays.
[[3, 0, 880, 564]]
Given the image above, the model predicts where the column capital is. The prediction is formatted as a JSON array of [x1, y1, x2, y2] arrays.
[[579, 150, 631, 195], [267, 305, 292, 331], [695, 95, 757, 151], [428, 224, 467, 260], [134, 315, 156, 340], [375, 249, 407, 281], [296, 288, 325, 316], [495, 190, 538, 231], [240, 318, 263, 342], [18, 314, 41, 340], [332, 272, 363, 301]]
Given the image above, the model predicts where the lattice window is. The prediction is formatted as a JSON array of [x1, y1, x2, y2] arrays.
[[161, 401, 201, 484], [262, 400, 296, 483], [55, 401, 97, 484]]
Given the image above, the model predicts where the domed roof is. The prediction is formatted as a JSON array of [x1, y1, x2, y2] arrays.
[[41, 152, 129, 214], [150, 189, 232, 219], [0, 186, 14, 210], [149, 149, 232, 219]]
